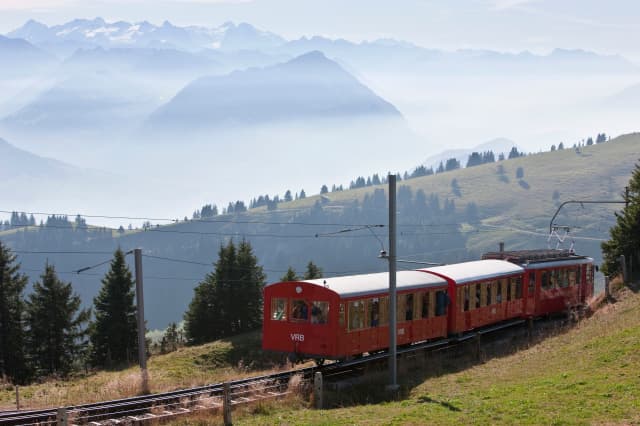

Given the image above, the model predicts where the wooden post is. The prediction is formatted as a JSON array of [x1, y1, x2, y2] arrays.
[[15, 385, 19, 411], [57, 407, 68, 426], [223, 382, 232, 426], [314, 372, 323, 409], [604, 276, 610, 299]]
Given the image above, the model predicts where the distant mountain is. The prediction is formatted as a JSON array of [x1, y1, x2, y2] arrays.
[[7, 18, 284, 53], [6, 18, 636, 75], [0, 35, 57, 77], [145, 51, 402, 132], [2, 72, 162, 134], [0, 137, 78, 179], [422, 138, 519, 170], [605, 82, 640, 109]]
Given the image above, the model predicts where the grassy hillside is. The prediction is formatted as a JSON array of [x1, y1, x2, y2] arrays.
[[225, 285, 640, 425], [0, 331, 285, 410]]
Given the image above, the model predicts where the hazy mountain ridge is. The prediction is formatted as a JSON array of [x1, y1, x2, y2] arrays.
[[5, 18, 637, 75], [422, 138, 519, 170], [145, 51, 403, 132]]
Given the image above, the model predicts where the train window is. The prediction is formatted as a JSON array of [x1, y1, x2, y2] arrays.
[[463, 286, 470, 312], [435, 290, 449, 316], [506, 279, 512, 301], [405, 293, 415, 321], [542, 271, 550, 290], [490, 281, 497, 305], [311, 301, 329, 324], [558, 269, 566, 288], [480, 282, 487, 307], [339, 303, 345, 328], [271, 298, 287, 321], [586, 265, 594, 286], [348, 300, 365, 331], [496, 280, 503, 304], [291, 299, 308, 321], [420, 292, 429, 318], [528, 273, 535, 296], [512, 277, 522, 299], [550, 270, 558, 288], [569, 269, 576, 287], [367, 298, 380, 327]]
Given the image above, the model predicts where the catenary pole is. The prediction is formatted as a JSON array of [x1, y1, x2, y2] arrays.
[[388, 174, 398, 390], [134, 248, 149, 393]]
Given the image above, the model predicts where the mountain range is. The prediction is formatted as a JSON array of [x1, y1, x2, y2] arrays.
[[5, 18, 637, 75]]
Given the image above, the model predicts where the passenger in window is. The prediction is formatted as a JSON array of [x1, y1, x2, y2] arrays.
[[311, 304, 321, 324], [300, 302, 308, 320]]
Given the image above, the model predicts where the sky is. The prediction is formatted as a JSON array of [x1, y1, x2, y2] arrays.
[[1, 0, 640, 61]]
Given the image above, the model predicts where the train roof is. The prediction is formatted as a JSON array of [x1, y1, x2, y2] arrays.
[[291, 270, 448, 299], [420, 259, 524, 285], [482, 249, 590, 264]]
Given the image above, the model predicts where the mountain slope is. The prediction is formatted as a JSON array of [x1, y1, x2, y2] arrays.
[[0, 35, 56, 77], [145, 50, 402, 131], [0, 137, 78, 179]]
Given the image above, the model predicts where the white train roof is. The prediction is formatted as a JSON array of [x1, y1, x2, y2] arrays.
[[294, 270, 447, 299], [420, 259, 524, 285]]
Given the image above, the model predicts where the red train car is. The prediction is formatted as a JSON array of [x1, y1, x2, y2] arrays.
[[262, 250, 594, 362], [418, 259, 525, 335], [262, 270, 448, 363], [482, 249, 595, 317]]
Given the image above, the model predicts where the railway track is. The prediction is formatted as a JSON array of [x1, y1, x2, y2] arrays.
[[0, 317, 540, 425]]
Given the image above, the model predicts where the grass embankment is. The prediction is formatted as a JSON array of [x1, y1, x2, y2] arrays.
[[227, 287, 640, 425], [0, 332, 286, 410]]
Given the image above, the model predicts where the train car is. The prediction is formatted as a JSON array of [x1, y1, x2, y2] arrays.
[[481, 249, 595, 317], [262, 250, 595, 362], [262, 270, 448, 363], [418, 259, 525, 334]]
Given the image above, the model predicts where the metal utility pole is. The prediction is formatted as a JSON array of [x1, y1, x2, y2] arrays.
[[133, 248, 149, 393], [387, 174, 398, 391]]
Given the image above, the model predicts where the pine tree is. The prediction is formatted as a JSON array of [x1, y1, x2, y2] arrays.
[[280, 267, 298, 282], [160, 322, 182, 354], [184, 240, 265, 344], [235, 240, 266, 333], [183, 272, 218, 345], [303, 261, 323, 279], [26, 263, 90, 377], [89, 249, 138, 367], [602, 162, 640, 278], [0, 242, 29, 383]]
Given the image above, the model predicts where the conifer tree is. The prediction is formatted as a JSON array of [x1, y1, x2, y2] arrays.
[[280, 267, 298, 282], [183, 272, 218, 345], [303, 261, 323, 279], [89, 249, 138, 367], [184, 240, 265, 344], [0, 242, 29, 383], [602, 161, 640, 277], [26, 263, 90, 376]]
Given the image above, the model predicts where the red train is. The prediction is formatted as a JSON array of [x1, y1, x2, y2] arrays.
[[262, 249, 594, 363]]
